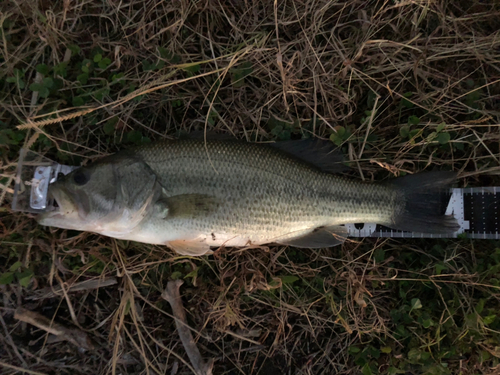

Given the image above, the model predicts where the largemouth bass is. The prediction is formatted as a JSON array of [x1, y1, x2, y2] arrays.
[[37, 139, 458, 255]]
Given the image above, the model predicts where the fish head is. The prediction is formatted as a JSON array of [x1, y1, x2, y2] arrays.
[[37, 154, 159, 234]]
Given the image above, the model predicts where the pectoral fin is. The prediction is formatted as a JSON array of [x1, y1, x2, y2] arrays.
[[155, 193, 220, 220], [277, 225, 348, 248], [167, 239, 213, 256]]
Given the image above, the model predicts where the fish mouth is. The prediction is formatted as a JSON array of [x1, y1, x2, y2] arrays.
[[37, 186, 78, 227]]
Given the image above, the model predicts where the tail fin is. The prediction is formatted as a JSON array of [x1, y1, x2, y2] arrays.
[[388, 171, 459, 234]]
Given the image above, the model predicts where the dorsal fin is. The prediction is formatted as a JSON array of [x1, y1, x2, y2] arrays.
[[269, 139, 347, 173]]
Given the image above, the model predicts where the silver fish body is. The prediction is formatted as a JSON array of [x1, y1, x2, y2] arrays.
[[37, 140, 458, 255]]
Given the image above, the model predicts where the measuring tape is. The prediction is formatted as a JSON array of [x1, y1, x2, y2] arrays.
[[345, 187, 500, 239], [12, 149, 499, 239]]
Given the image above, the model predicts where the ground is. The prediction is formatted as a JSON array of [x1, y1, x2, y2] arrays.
[[1, 0, 500, 374]]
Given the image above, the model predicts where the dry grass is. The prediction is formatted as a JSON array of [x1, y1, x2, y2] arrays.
[[1, 0, 500, 374]]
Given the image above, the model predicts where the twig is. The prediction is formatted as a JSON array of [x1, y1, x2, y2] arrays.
[[0, 314, 28, 367], [161, 280, 213, 375], [14, 307, 94, 350], [26, 277, 118, 300], [0, 360, 48, 375]]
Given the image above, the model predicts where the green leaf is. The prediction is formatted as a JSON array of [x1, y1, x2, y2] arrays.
[[411, 298, 422, 310], [68, 44, 81, 55], [142, 60, 155, 71], [369, 347, 380, 359], [112, 72, 125, 82], [36, 63, 50, 75], [465, 90, 481, 108], [435, 263, 447, 275], [81, 59, 92, 73], [93, 53, 102, 63], [42, 77, 54, 88], [381, 346, 392, 354], [126, 130, 143, 144], [0, 130, 14, 145], [93, 87, 110, 101], [483, 314, 496, 325], [437, 132, 450, 144], [408, 348, 422, 362], [98, 57, 112, 69], [348, 346, 361, 354], [29, 82, 49, 98], [466, 78, 475, 88], [171, 271, 183, 280], [401, 92, 414, 108], [183, 64, 200, 74], [184, 268, 198, 280], [103, 118, 117, 135], [124, 299, 131, 315], [6, 75, 25, 89], [0, 272, 14, 285], [158, 46, 170, 58], [436, 122, 446, 133], [409, 129, 420, 138], [399, 125, 409, 138], [77, 73, 89, 85], [54, 62, 68, 77], [39, 87, 50, 98], [12, 70, 25, 88], [387, 367, 405, 375], [479, 350, 491, 363], [422, 318, 435, 328], [279, 275, 299, 284], [476, 299, 485, 314], [9, 261, 22, 272], [329, 134, 342, 146], [158, 47, 181, 63], [72, 96, 85, 106], [374, 248, 385, 263], [155, 60, 165, 70], [408, 115, 420, 125], [170, 54, 181, 64], [367, 90, 378, 107], [361, 363, 373, 375], [16, 270, 33, 287], [334, 126, 346, 137], [427, 131, 437, 141], [231, 61, 253, 88], [29, 82, 44, 92]]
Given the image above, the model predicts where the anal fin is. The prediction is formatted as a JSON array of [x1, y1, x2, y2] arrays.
[[166, 239, 213, 256], [277, 225, 348, 248]]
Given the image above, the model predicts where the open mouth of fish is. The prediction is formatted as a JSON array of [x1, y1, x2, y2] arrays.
[[39, 188, 71, 219], [46, 189, 62, 212]]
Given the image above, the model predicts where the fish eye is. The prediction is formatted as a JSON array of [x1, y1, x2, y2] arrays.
[[73, 170, 89, 186]]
